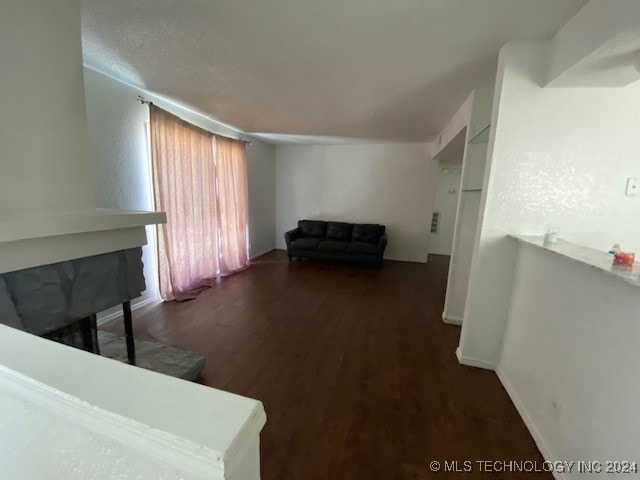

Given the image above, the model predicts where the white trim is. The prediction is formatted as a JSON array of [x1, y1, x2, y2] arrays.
[[442, 313, 463, 325], [455, 346, 463, 362], [250, 247, 275, 260], [496, 366, 567, 480], [274, 248, 428, 264], [97, 296, 161, 326], [455, 347, 495, 370]]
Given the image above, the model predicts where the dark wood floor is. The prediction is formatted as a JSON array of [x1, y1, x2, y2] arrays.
[[104, 251, 549, 479]]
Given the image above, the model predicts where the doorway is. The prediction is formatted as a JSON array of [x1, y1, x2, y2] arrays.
[[438, 125, 489, 325], [429, 129, 465, 257]]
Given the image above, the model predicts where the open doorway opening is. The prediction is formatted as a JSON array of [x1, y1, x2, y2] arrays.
[[441, 125, 490, 325], [430, 128, 466, 257]]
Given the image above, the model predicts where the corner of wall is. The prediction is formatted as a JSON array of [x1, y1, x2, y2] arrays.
[[433, 93, 474, 159]]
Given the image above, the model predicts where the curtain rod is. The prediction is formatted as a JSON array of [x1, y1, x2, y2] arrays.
[[137, 95, 253, 145]]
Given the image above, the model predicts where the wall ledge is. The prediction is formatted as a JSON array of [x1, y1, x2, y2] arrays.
[[510, 235, 640, 288]]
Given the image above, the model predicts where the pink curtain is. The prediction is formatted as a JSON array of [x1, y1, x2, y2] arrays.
[[215, 136, 251, 275], [150, 105, 250, 301]]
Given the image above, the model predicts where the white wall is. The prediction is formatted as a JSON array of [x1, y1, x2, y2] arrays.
[[0, 0, 95, 218], [84, 69, 159, 311], [275, 143, 435, 263], [460, 41, 640, 367], [429, 166, 461, 255], [547, 0, 640, 87], [83, 68, 276, 311], [246, 140, 276, 258], [498, 242, 640, 479], [433, 96, 473, 158]]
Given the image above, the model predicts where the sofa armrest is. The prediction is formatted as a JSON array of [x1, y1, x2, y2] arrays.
[[377, 233, 388, 255], [284, 228, 302, 250]]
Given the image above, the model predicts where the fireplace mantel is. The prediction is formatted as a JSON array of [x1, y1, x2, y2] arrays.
[[0, 209, 166, 275], [0, 208, 165, 243]]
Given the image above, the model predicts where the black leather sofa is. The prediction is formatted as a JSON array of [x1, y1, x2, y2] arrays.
[[285, 220, 387, 266]]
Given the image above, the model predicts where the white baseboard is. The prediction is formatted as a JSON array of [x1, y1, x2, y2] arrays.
[[97, 296, 161, 326], [496, 367, 567, 480], [442, 313, 463, 325], [455, 347, 496, 370], [250, 247, 275, 260]]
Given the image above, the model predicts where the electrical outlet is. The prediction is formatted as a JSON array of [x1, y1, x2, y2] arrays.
[[626, 177, 638, 196]]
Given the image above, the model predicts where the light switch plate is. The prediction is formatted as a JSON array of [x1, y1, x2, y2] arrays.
[[626, 177, 638, 196]]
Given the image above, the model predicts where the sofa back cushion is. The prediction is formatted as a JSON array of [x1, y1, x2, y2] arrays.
[[326, 222, 353, 241], [298, 220, 327, 238], [352, 224, 385, 244]]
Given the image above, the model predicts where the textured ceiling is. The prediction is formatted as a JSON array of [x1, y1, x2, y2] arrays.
[[81, 0, 587, 144]]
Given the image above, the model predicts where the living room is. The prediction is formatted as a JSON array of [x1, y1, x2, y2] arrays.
[[3, 1, 640, 479]]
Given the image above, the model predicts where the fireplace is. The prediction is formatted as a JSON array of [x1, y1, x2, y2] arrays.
[[0, 205, 167, 353], [1, 247, 145, 361], [0, 0, 178, 373], [0, 240, 208, 380]]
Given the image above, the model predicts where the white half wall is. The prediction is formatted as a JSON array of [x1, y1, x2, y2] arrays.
[[275, 143, 435, 263], [498, 242, 640, 479], [429, 166, 461, 256], [460, 41, 640, 367], [0, 323, 265, 480], [84, 68, 276, 312]]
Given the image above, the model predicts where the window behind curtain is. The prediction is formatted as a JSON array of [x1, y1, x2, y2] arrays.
[[149, 105, 250, 301]]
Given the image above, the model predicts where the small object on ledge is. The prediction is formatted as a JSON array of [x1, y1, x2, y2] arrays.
[[609, 243, 621, 254], [613, 251, 635, 266], [543, 229, 558, 245]]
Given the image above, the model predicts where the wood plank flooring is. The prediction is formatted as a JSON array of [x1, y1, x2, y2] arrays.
[[103, 251, 550, 479]]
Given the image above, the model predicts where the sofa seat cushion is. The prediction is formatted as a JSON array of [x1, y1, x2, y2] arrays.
[[299, 220, 327, 238], [352, 224, 384, 243], [291, 237, 322, 251], [348, 242, 379, 254], [326, 222, 353, 241], [318, 240, 349, 253]]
